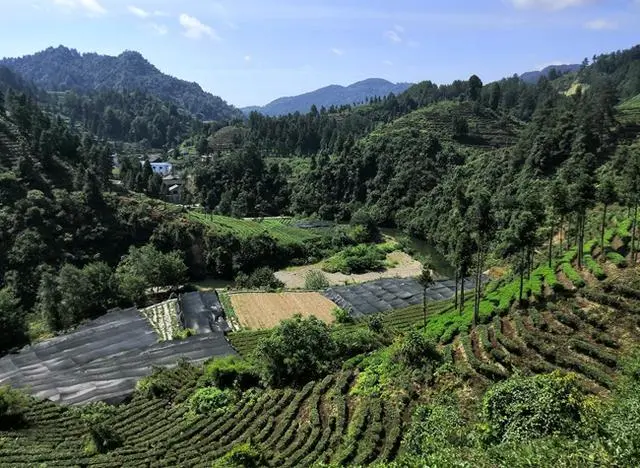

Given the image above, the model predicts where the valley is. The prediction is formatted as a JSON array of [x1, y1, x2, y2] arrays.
[[0, 35, 639, 467]]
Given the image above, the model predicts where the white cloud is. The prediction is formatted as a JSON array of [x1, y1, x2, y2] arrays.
[[331, 48, 344, 56], [384, 30, 402, 43], [509, 0, 596, 10], [53, 0, 106, 15], [179, 13, 220, 40], [150, 23, 168, 35], [127, 5, 149, 18], [394, 24, 404, 32], [244, 55, 252, 62], [584, 18, 618, 29]]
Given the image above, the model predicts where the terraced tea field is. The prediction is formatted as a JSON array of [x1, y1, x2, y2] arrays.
[[0, 366, 408, 467]]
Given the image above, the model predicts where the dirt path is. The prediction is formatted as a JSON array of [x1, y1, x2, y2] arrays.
[[275, 251, 422, 289]]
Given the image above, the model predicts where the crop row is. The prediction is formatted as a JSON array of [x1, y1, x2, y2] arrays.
[[460, 333, 508, 380]]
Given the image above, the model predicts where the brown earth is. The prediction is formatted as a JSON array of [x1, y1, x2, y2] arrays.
[[230, 292, 337, 329], [275, 251, 422, 289]]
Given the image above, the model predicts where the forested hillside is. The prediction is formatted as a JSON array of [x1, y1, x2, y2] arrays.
[[0, 46, 241, 121]]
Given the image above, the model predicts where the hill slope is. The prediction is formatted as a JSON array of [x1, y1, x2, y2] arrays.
[[0, 46, 241, 121], [245, 78, 413, 116]]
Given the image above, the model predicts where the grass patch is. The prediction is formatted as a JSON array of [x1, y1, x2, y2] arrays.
[[187, 212, 319, 244]]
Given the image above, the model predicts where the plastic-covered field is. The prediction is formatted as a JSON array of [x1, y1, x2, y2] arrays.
[[323, 277, 485, 317], [180, 291, 230, 333], [0, 307, 236, 405]]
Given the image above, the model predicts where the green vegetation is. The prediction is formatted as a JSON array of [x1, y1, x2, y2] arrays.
[[188, 212, 318, 244], [187, 387, 234, 417], [304, 269, 330, 290], [234, 267, 284, 290], [323, 244, 387, 274]]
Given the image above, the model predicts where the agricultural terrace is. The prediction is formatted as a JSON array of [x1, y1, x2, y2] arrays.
[[187, 212, 320, 244], [230, 292, 337, 329]]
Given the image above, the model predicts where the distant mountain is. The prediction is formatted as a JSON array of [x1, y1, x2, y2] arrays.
[[520, 64, 581, 84], [244, 78, 414, 116], [0, 46, 241, 121]]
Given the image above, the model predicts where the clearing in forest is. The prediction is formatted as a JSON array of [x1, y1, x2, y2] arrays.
[[230, 292, 337, 329]]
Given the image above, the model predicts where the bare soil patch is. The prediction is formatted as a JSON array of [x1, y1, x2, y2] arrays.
[[275, 251, 422, 289], [230, 292, 337, 329]]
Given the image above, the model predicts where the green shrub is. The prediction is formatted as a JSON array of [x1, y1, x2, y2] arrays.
[[253, 315, 338, 386], [0, 386, 28, 429], [303, 269, 330, 290], [323, 244, 386, 274], [76, 402, 122, 454], [187, 387, 233, 416], [539, 265, 563, 292], [562, 263, 586, 288], [584, 255, 606, 280], [397, 330, 441, 368], [332, 307, 353, 324], [483, 372, 583, 443], [200, 356, 260, 390], [606, 251, 628, 267], [583, 240, 597, 255], [135, 367, 175, 399], [172, 328, 196, 340], [212, 442, 266, 467], [333, 327, 389, 358], [235, 267, 284, 290]]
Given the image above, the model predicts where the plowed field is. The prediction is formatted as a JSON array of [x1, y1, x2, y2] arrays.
[[230, 292, 337, 329]]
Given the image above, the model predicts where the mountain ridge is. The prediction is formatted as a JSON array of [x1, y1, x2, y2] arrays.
[[0, 46, 241, 121], [244, 78, 414, 116]]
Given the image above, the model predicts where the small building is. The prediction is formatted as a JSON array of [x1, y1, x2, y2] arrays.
[[141, 161, 173, 175], [162, 175, 183, 204]]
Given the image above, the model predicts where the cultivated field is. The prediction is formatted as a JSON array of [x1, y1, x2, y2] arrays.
[[187, 212, 319, 244], [230, 292, 337, 329]]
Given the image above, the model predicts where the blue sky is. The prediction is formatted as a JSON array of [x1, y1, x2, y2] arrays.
[[1, 0, 638, 107]]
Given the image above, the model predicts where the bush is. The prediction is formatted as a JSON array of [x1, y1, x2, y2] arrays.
[[584, 255, 606, 280], [333, 327, 388, 358], [0, 386, 28, 429], [562, 263, 586, 288], [483, 372, 583, 443], [200, 356, 260, 390], [253, 315, 338, 386], [76, 402, 122, 454], [235, 267, 284, 290], [304, 269, 330, 290], [332, 307, 353, 324], [136, 366, 175, 399], [323, 244, 386, 274], [397, 330, 441, 368], [606, 251, 628, 267], [212, 442, 266, 468], [172, 328, 196, 340], [187, 387, 233, 416]]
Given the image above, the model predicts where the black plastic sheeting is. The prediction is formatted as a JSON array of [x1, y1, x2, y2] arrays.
[[0, 307, 236, 405], [323, 276, 488, 318], [180, 291, 230, 334]]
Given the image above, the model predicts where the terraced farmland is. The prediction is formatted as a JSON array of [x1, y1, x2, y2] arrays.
[[187, 212, 320, 244], [0, 366, 409, 467]]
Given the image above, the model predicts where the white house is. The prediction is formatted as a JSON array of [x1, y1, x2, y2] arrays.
[[141, 161, 173, 175]]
